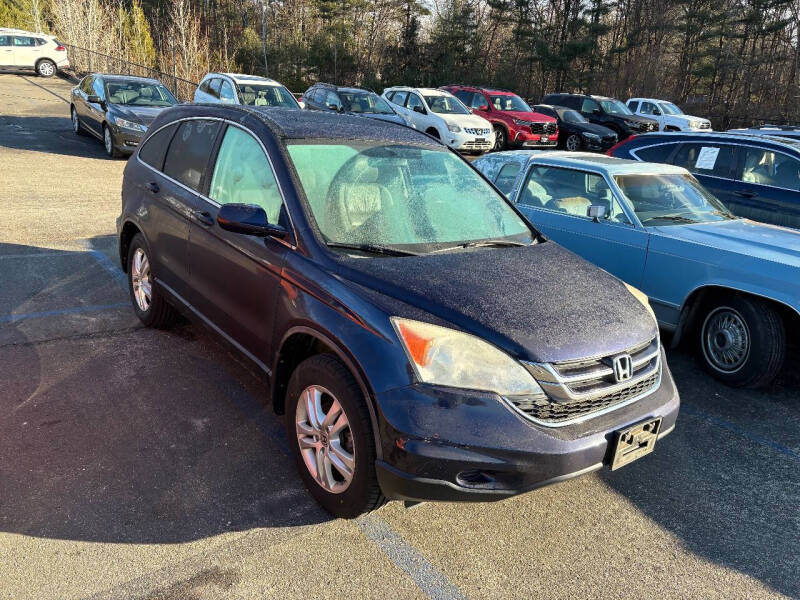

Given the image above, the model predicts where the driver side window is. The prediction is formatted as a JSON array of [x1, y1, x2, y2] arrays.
[[209, 126, 284, 224], [581, 99, 600, 113], [406, 93, 424, 112], [519, 165, 629, 223]]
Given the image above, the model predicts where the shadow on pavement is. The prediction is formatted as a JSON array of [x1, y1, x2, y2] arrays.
[[0, 241, 330, 544], [601, 352, 800, 598], [0, 114, 111, 159]]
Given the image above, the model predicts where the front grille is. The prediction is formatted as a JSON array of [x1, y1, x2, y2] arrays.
[[530, 122, 557, 134], [510, 337, 661, 426], [464, 127, 491, 136]]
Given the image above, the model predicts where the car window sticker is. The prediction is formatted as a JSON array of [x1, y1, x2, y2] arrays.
[[695, 147, 720, 170]]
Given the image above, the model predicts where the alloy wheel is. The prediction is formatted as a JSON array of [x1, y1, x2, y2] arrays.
[[295, 385, 355, 494], [71, 109, 79, 133], [702, 307, 750, 373], [104, 127, 113, 155], [565, 134, 581, 151], [494, 127, 506, 150], [38, 61, 54, 76], [131, 248, 152, 312]]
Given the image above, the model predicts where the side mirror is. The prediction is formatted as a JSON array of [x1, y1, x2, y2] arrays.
[[413, 105, 425, 114], [87, 94, 104, 106], [478, 105, 489, 111], [593, 108, 602, 115], [217, 204, 288, 238], [587, 205, 607, 222], [653, 109, 662, 116]]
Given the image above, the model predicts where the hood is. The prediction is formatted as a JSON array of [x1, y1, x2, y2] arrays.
[[114, 105, 170, 127], [442, 113, 492, 130], [363, 113, 407, 126], [621, 114, 657, 125], [651, 219, 800, 268], [501, 110, 557, 124], [573, 121, 616, 136], [336, 242, 657, 363]]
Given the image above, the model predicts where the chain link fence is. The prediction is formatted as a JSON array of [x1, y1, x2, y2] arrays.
[[60, 43, 198, 101]]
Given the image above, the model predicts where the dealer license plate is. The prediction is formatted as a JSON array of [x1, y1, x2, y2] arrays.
[[610, 417, 661, 470]]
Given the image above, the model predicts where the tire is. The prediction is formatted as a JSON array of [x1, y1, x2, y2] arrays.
[[126, 233, 178, 329], [698, 295, 785, 388], [103, 124, 121, 158], [285, 354, 384, 518], [36, 59, 56, 77], [493, 125, 507, 151], [565, 134, 581, 151], [71, 106, 87, 136]]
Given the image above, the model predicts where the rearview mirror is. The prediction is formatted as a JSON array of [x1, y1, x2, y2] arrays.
[[587, 205, 607, 222], [217, 204, 287, 238]]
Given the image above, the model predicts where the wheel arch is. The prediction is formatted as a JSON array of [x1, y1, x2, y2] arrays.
[[118, 219, 143, 273], [672, 284, 800, 347], [272, 325, 383, 460], [35, 57, 55, 71]]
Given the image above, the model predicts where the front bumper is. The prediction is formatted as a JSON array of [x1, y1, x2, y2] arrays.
[[511, 130, 558, 148], [583, 135, 618, 151], [375, 350, 680, 502], [447, 130, 494, 153], [110, 123, 146, 154]]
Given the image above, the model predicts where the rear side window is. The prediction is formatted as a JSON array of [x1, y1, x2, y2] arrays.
[[494, 162, 522, 196], [209, 79, 222, 98], [163, 120, 221, 191], [628, 101, 639, 112], [80, 76, 94, 93], [632, 143, 679, 163], [139, 123, 178, 170], [453, 90, 473, 106], [673, 143, 736, 179], [198, 79, 211, 94]]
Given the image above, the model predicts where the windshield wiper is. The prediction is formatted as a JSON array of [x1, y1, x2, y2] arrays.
[[432, 239, 531, 253], [647, 215, 697, 224], [326, 242, 418, 256]]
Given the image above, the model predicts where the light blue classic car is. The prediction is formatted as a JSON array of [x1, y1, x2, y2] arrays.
[[473, 150, 800, 388]]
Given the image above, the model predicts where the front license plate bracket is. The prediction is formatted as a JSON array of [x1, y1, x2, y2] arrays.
[[610, 417, 661, 470]]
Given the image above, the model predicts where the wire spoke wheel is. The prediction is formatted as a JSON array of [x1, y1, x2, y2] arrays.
[[702, 307, 750, 373], [131, 248, 152, 312], [295, 385, 355, 494]]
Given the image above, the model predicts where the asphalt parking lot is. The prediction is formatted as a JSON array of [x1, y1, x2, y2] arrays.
[[1, 73, 799, 600]]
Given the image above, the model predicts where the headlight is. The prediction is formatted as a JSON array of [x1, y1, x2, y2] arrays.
[[624, 283, 656, 323], [447, 123, 461, 133], [690, 120, 703, 128], [391, 317, 545, 397], [512, 118, 531, 126], [113, 117, 145, 131], [583, 132, 600, 140]]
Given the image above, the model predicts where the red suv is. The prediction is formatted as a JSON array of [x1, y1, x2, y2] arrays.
[[441, 85, 558, 151]]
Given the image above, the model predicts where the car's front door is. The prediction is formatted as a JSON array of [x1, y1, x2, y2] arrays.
[[184, 121, 289, 365], [515, 164, 650, 286], [11, 36, 37, 67], [670, 142, 739, 211], [85, 76, 107, 135], [732, 145, 800, 228]]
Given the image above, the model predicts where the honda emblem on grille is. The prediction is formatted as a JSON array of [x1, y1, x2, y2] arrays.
[[612, 354, 633, 382]]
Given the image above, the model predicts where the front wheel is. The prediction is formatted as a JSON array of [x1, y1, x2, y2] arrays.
[[493, 125, 507, 151], [127, 233, 178, 328], [37, 59, 56, 77], [285, 354, 384, 518], [699, 295, 785, 388], [103, 124, 121, 158], [564, 134, 581, 151]]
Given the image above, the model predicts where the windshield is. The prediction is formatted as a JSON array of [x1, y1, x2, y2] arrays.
[[615, 173, 734, 226], [600, 99, 633, 115], [237, 83, 299, 108], [287, 142, 533, 253], [490, 94, 531, 112], [105, 81, 177, 107], [659, 102, 683, 115], [562, 109, 587, 124], [340, 91, 395, 115], [423, 95, 469, 115]]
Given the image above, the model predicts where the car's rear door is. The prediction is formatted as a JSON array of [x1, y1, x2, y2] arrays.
[[515, 163, 650, 285], [184, 120, 289, 365], [732, 145, 800, 228]]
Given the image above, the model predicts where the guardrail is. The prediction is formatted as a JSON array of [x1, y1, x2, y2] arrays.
[[60, 43, 198, 101]]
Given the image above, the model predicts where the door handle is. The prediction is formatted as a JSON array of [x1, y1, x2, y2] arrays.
[[192, 210, 214, 226], [147, 181, 159, 193], [734, 190, 757, 198]]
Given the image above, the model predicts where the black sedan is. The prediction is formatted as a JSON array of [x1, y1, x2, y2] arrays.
[[117, 105, 679, 517], [70, 74, 178, 158], [534, 104, 618, 152]]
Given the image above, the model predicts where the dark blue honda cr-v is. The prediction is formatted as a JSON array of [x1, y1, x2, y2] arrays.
[[117, 104, 679, 517], [610, 131, 800, 229]]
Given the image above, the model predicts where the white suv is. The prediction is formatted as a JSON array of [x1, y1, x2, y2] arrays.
[[194, 72, 301, 109], [626, 97, 711, 131], [0, 28, 69, 77], [382, 87, 494, 154]]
